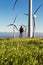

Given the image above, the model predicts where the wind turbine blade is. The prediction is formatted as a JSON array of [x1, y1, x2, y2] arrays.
[[7, 24, 13, 26], [22, 24, 28, 27], [14, 25, 18, 30], [25, 14, 29, 15], [14, 16, 17, 23], [33, 3, 43, 14], [25, 25, 28, 27], [25, 13, 33, 16], [13, 0, 18, 10], [22, 24, 25, 27]]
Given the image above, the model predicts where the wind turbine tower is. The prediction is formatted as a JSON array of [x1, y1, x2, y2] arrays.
[[28, 0, 32, 37], [25, 2, 43, 37], [33, 15, 37, 37]]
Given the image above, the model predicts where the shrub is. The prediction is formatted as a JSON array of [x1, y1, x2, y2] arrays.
[[0, 38, 43, 65]]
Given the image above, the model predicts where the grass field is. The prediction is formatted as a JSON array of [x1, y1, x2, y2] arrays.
[[0, 38, 43, 65]]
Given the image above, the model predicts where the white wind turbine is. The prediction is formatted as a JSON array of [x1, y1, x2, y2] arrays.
[[7, 17, 18, 38], [25, 3, 43, 37], [13, 0, 33, 37], [33, 15, 37, 37], [13, 0, 43, 37]]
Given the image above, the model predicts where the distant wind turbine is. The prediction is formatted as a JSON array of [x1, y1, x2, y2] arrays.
[[25, 3, 43, 37], [33, 15, 37, 37], [7, 17, 18, 38], [22, 24, 28, 37]]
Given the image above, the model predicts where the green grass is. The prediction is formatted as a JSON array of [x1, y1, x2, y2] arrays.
[[0, 38, 43, 65]]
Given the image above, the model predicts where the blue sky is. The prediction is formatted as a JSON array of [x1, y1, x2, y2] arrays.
[[0, 0, 43, 32]]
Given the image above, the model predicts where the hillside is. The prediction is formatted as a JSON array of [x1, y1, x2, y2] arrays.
[[0, 38, 43, 65]]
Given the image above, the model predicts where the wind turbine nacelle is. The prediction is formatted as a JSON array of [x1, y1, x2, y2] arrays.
[[33, 15, 37, 18], [33, 15, 37, 21]]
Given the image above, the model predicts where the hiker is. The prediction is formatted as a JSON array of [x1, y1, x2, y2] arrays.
[[19, 26, 24, 38]]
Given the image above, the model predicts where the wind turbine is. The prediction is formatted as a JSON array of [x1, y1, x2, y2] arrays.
[[33, 15, 37, 37], [13, 0, 43, 38], [25, 3, 43, 37], [22, 24, 28, 37], [7, 17, 18, 38], [13, 0, 33, 37]]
